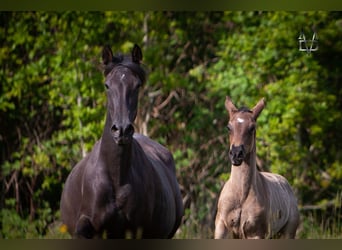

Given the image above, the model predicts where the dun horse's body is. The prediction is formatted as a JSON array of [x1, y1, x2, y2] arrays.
[[215, 97, 299, 239], [60, 44, 183, 238]]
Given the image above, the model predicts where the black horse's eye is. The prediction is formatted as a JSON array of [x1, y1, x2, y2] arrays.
[[104, 83, 109, 89], [136, 81, 142, 89]]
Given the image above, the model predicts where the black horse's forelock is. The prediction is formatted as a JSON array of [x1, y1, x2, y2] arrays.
[[104, 54, 146, 84]]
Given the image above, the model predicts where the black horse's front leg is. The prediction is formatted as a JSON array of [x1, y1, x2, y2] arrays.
[[75, 214, 96, 239]]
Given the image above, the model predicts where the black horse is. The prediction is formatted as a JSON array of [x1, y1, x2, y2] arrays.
[[60, 44, 184, 238]]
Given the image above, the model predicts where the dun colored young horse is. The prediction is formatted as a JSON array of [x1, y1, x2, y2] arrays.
[[215, 97, 299, 239], [60, 44, 183, 238]]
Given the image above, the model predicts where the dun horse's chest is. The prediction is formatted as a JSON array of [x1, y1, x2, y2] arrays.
[[223, 195, 267, 238], [225, 207, 242, 237]]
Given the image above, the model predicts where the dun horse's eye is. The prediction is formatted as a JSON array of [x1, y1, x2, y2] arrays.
[[249, 125, 256, 133], [226, 124, 232, 133], [104, 83, 109, 89]]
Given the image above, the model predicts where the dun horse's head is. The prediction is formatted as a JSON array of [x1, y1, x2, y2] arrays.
[[225, 97, 265, 166], [102, 44, 146, 145]]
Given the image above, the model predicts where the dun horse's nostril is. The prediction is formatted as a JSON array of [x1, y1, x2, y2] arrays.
[[229, 150, 234, 157], [230, 145, 245, 159]]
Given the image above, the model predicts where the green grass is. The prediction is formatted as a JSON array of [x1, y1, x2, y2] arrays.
[[297, 193, 341, 239], [1, 193, 341, 239]]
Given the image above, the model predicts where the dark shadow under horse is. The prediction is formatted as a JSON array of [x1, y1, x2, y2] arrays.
[[60, 44, 184, 238]]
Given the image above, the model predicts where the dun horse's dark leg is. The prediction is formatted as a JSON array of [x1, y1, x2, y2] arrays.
[[75, 215, 95, 238], [277, 220, 298, 239]]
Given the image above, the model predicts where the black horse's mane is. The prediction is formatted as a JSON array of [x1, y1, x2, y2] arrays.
[[104, 54, 146, 84]]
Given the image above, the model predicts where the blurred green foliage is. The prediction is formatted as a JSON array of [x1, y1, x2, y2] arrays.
[[0, 11, 341, 238]]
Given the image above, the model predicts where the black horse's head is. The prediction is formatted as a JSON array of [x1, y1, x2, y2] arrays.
[[102, 44, 146, 145]]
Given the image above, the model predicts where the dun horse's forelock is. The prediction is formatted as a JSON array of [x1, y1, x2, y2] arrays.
[[225, 96, 265, 122]]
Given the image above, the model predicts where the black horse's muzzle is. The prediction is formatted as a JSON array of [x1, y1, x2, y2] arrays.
[[229, 145, 245, 166], [111, 123, 135, 145]]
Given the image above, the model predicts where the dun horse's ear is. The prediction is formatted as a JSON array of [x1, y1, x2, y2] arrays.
[[102, 45, 113, 65], [132, 44, 143, 64], [252, 98, 266, 120], [225, 96, 238, 118]]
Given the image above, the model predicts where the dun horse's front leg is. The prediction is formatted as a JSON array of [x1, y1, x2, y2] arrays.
[[214, 218, 228, 239], [241, 219, 268, 239]]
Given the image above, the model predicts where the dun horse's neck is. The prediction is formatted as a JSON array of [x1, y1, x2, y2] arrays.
[[100, 118, 132, 190], [230, 144, 258, 202]]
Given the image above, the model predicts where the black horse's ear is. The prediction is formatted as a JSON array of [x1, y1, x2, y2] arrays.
[[132, 44, 143, 64], [102, 45, 113, 65]]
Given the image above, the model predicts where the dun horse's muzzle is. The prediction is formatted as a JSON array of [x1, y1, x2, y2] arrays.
[[229, 145, 245, 166], [111, 123, 135, 145]]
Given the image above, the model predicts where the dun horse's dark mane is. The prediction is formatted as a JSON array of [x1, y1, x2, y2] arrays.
[[104, 54, 146, 84], [238, 107, 252, 113]]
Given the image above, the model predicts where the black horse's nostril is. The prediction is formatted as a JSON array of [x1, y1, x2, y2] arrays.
[[111, 124, 134, 138], [111, 124, 120, 134], [124, 124, 135, 136]]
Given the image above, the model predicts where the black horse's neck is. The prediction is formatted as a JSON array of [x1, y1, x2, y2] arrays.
[[100, 115, 132, 190]]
